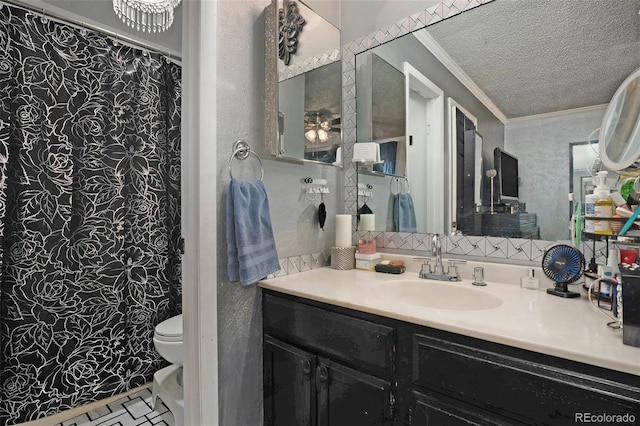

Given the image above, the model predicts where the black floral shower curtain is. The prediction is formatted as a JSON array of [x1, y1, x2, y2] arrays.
[[0, 5, 182, 424]]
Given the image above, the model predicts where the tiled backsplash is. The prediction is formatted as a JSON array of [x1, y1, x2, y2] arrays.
[[359, 232, 609, 265], [269, 250, 332, 279], [268, 233, 610, 279]]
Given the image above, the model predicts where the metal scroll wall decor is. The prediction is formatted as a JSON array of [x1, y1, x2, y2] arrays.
[[278, 1, 305, 65]]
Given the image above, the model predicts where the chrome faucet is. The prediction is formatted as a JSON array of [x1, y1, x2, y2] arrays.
[[432, 234, 444, 275], [413, 235, 466, 281]]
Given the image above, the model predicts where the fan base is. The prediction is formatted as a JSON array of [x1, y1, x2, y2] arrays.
[[546, 287, 580, 298]]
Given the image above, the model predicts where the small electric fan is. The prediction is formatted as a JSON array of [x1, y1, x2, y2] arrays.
[[541, 244, 585, 298]]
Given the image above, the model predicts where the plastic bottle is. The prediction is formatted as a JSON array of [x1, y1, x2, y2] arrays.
[[607, 248, 621, 279], [585, 171, 613, 235], [597, 249, 621, 307]]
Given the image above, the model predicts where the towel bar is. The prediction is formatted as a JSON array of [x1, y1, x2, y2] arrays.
[[229, 140, 264, 181]]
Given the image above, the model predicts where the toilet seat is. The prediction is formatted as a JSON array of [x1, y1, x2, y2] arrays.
[[155, 314, 183, 342]]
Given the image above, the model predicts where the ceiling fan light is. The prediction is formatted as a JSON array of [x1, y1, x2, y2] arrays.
[[305, 129, 317, 142], [318, 129, 329, 143]]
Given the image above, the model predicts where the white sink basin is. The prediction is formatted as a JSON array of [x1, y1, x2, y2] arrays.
[[373, 280, 503, 311]]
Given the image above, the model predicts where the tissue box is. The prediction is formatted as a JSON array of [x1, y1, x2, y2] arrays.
[[352, 143, 381, 164]]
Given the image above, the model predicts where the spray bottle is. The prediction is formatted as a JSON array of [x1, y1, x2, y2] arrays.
[[584, 171, 613, 235]]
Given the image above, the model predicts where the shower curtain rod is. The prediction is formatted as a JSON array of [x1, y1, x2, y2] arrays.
[[1, 0, 182, 64]]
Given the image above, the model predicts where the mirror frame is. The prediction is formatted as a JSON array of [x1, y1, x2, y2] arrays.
[[265, 0, 279, 156], [264, 0, 342, 164], [342, 0, 610, 265]]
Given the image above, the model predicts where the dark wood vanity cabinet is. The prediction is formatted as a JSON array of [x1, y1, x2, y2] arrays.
[[264, 337, 313, 425], [410, 331, 640, 425], [264, 336, 393, 426], [263, 290, 640, 426], [263, 292, 396, 426], [411, 390, 519, 425]]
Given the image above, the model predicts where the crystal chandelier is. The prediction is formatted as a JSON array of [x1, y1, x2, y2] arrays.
[[113, 0, 182, 33]]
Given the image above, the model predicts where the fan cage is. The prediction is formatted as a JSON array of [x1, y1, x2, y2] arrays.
[[541, 244, 585, 284]]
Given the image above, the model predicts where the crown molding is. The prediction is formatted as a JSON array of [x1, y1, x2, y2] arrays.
[[505, 103, 609, 124]]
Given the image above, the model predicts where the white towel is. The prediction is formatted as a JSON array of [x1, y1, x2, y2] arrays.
[[352, 143, 381, 164]]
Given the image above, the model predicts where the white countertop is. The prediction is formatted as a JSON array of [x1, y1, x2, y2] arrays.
[[259, 257, 640, 376]]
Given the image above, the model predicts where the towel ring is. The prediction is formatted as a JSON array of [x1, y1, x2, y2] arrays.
[[229, 140, 264, 181]]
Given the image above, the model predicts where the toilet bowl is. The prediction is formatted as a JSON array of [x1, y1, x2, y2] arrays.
[[153, 314, 183, 365], [152, 314, 184, 426]]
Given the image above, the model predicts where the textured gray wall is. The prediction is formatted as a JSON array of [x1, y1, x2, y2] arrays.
[[505, 109, 605, 241], [215, 2, 267, 425], [216, 1, 341, 425]]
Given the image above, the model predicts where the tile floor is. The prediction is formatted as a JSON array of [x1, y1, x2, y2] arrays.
[[57, 388, 175, 426]]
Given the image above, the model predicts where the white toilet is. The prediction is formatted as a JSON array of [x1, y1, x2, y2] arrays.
[[152, 314, 184, 426]]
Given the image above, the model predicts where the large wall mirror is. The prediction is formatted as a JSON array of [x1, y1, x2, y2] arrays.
[[265, 0, 342, 165], [346, 0, 640, 250]]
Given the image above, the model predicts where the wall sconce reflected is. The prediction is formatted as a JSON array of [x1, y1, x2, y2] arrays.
[[304, 112, 331, 143]]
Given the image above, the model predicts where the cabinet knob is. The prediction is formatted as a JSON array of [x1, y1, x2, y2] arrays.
[[301, 358, 311, 376], [317, 365, 329, 383]]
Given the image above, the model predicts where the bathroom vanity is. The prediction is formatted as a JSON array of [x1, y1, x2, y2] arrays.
[[260, 263, 640, 425]]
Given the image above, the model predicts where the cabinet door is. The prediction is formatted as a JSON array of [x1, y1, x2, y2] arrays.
[[411, 390, 520, 426], [317, 357, 393, 426], [264, 336, 316, 426], [264, 294, 396, 378]]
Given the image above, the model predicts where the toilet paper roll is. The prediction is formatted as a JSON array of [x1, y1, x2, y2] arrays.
[[335, 214, 352, 247], [360, 214, 375, 232]]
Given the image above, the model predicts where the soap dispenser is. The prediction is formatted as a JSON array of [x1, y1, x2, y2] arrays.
[[584, 171, 613, 235], [521, 268, 539, 290]]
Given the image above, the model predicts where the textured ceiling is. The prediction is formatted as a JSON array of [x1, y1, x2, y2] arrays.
[[424, 0, 640, 119]]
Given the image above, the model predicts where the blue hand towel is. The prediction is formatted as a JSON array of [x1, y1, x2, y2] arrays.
[[227, 179, 281, 285], [393, 193, 417, 233]]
